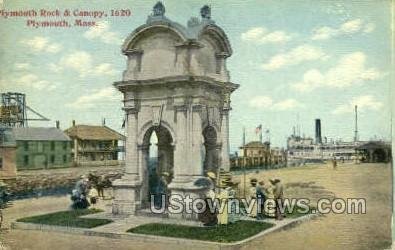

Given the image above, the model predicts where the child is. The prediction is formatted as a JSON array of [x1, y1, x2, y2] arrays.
[[88, 187, 99, 207]]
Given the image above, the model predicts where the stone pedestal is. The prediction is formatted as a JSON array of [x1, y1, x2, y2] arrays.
[[112, 175, 141, 215], [167, 179, 207, 220]]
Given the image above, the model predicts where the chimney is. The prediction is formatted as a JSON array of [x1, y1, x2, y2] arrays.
[[56, 120, 60, 129], [72, 120, 76, 127], [315, 119, 322, 144], [102, 118, 106, 126]]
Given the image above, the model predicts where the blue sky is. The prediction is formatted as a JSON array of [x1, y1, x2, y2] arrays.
[[0, 0, 392, 151]]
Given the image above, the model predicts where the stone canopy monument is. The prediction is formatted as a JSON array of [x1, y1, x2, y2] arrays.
[[112, 2, 239, 217]]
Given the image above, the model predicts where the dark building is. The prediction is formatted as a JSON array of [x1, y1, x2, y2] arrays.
[[12, 127, 72, 170], [356, 141, 392, 163]]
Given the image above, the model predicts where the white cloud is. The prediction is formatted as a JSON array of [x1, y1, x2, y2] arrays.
[[84, 21, 122, 44], [311, 19, 375, 40], [20, 36, 62, 53], [14, 63, 31, 70], [249, 96, 273, 108], [67, 87, 120, 109], [332, 95, 383, 114], [249, 96, 302, 111], [272, 99, 303, 110], [241, 27, 292, 44], [292, 52, 384, 92], [262, 45, 328, 71], [57, 50, 117, 77], [15, 73, 57, 91], [48, 63, 63, 73], [92, 63, 117, 76]]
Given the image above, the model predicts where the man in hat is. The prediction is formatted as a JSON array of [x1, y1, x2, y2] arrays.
[[256, 180, 267, 220], [271, 178, 284, 220], [227, 179, 240, 223], [155, 172, 171, 208]]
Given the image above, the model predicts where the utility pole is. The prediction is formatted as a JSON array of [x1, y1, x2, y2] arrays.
[[242, 127, 246, 146], [354, 105, 358, 142]]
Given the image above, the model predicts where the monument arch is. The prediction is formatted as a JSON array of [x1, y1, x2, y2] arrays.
[[112, 2, 238, 217]]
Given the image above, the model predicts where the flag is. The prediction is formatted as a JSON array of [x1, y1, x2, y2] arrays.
[[121, 119, 126, 128], [255, 124, 262, 134]]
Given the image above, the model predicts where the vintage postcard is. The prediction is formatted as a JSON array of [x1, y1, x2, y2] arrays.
[[0, 0, 393, 249]]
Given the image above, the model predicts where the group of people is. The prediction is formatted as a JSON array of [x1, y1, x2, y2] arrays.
[[199, 171, 240, 226], [248, 177, 284, 220], [198, 171, 286, 226], [70, 174, 112, 209]]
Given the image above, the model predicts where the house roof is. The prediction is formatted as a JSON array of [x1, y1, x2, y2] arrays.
[[12, 127, 71, 141], [64, 125, 125, 141], [240, 141, 270, 148]]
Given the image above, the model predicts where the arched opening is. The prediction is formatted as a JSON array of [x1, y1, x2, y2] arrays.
[[141, 126, 174, 208], [202, 126, 219, 173]]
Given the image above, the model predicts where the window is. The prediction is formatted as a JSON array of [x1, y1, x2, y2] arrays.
[[0, 157, 3, 168], [24, 155, 29, 166], [50, 155, 55, 164], [63, 155, 67, 163], [51, 141, 55, 151], [63, 141, 67, 150], [24, 142, 29, 151]]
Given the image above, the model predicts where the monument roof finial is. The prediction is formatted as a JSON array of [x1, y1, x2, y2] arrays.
[[200, 5, 211, 19], [153, 1, 165, 16]]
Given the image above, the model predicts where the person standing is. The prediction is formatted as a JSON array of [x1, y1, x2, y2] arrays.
[[88, 186, 99, 208], [217, 180, 230, 225], [271, 178, 284, 220], [199, 172, 218, 226], [256, 180, 267, 220], [156, 172, 170, 208], [248, 178, 258, 218], [332, 156, 337, 170], [227, 181, 239, 224]]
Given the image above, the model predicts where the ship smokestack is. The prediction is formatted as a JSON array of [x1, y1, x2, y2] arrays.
[[315, 119, 322, 144]]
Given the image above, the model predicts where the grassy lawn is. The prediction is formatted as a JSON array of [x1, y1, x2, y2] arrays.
[[239, 201, 313, 219], [16, 209, 112, 228], [127, 220, 274, 243]]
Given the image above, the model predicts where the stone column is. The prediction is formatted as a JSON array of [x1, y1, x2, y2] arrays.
[[171, 104, 188, 184], [220, 108, 230, 171], [168, 104, 206, 220], [190, 104, 203, 177], [112, 106, 142, 215], [138, 144, 150, 207], [124, 107, 140, 180]]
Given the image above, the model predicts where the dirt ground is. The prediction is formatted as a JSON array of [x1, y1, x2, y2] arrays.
[[0, 163, 392, 250]]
